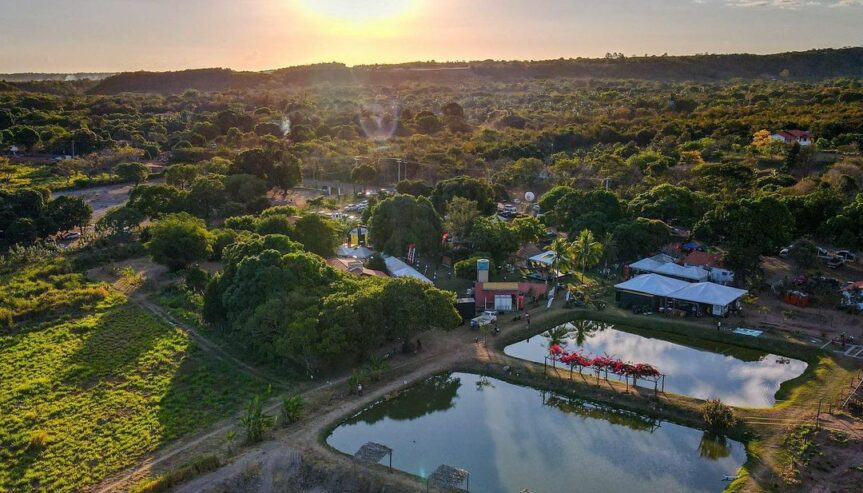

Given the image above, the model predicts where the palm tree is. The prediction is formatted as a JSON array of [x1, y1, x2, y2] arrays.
[[550, 238, 574, 280], [571, 229, 603, 283]]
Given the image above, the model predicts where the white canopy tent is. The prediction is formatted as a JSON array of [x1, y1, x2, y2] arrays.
[[528, 250, 557, 267], [668, 282, 748, 307], [336, 244, 374, 259], [615, 274, 691, 297], [654, 262, 709, 282], [628, 253, 675, 273], [383, 256, 432, 284]]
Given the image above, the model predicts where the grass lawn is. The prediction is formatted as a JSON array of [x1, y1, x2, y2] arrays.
[[0, 162, 83, 191], [0, 258, 269, 492]]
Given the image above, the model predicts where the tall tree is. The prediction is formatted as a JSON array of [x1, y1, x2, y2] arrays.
[[571, 229, 603, 283], [146, 212, 212, 271]]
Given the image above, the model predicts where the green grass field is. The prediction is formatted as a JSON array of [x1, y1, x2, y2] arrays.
[[0, 259, 268, 492], [0, 162, 83, 191]]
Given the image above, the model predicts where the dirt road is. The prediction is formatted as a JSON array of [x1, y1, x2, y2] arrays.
[[52, 178, 165, 223]]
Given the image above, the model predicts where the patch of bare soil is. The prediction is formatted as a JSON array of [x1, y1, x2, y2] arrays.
[[742, 294, 863, 341], [784, 415, 863, 493]]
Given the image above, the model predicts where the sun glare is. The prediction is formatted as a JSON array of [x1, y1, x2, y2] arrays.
[[295, 0, 421, 35]]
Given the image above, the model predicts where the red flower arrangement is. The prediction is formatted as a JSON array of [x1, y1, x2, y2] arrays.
[[547, 346, 662, 379]]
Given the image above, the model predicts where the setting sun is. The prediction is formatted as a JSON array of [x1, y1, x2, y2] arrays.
[[295, 0, 422, 35]]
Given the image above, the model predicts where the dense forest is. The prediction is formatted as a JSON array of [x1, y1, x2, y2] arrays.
[[2, 47, 852, 95]]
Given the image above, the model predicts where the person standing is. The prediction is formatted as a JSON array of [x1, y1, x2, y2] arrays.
[[525, 311, 531, 329]]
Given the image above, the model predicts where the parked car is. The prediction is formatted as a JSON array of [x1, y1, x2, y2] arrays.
[[827, 256, 845, 269], [836, 250, 857, 263], [470, 310, 497, 329]]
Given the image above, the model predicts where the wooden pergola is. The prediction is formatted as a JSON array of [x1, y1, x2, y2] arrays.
[[426, 464, 470, 492], [353, 442, 393, 469]]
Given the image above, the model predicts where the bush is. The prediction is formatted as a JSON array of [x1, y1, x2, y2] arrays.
[[0, 307, 12, 331], [240, 392, 273, 443], [702, 399, 737, 432], [279, 394, 304, 426], [28, 430, 50, 450], [184, 267, 210, 293], [454, 255, 494, 280], [146, 213, 212, 271]]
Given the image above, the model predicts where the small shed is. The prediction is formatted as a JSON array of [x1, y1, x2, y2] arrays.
[[473, 281, 548, 312]]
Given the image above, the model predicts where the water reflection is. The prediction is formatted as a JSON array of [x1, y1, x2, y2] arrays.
[[328, 372, 747, 493], [345, 374, 461, 426], [505, 322, 807, 407], [542, 393, 662, 432], [699, 433, 732, 460]]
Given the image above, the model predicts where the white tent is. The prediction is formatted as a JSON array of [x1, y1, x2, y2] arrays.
[[383, 256, 432, 284], [614, 274, 691, 297], [668, 282, 748, 307], [654, 262, 709, 282], [628, 253, 674, 273], [336, 244, 374, 259], [528, 250, 557, 267]]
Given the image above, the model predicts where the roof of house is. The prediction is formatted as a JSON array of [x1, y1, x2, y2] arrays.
[[654, 262, 709, 282], [775, 130, 812, 140], [383, 256, 432, 284], [684, 251, 723, 268], [480, 282, 521, 291], [615, 274, 691, 297], [669, 282, 748, 306], [517, 243, 543, 260]]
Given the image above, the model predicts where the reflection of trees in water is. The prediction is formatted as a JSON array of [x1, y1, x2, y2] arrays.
[[345, 374, 462, 426], [476, 375, 495, 391], [541, 393, 661, 432], [698, 432, 731, 460], [544, 320, 612, 347]]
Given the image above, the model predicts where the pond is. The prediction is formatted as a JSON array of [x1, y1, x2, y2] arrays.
[[327, 373, 747, 493], [504, 321, 807, 407]]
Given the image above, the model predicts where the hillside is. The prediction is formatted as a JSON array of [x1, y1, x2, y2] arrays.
[[82, 47, 863, 94]]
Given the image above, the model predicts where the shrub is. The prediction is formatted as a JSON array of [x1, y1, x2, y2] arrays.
[[0, 307, 12, 331], [279, 394, 304, 426], [702, 399, 737, 432], [29, 430, 50, 450], [240, 392, 273, 443]]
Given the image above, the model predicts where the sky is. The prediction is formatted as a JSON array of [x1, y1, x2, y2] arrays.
[[1, 0, 862, 73]]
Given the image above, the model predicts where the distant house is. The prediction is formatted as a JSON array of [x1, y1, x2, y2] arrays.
[[770, 130, 812, 146]]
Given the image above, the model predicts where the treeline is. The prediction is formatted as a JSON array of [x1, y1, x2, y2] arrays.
[[89, 68, 271, 95], [79, 48, 863, 94], [470, 48, 863, 80]]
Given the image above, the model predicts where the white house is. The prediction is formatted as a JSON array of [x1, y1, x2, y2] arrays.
[[770, 130, 812, 146]]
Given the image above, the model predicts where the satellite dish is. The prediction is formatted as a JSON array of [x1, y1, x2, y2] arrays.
[[524, 191, 536, 202]]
